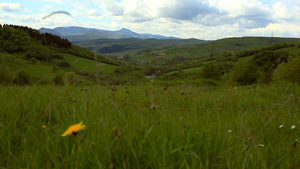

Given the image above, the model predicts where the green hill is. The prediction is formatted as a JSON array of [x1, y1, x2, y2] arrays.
[[0, 24, 119, 85], [131, 37, 300, 62], [73, 38, 205, 54], [156, 40, 300, 85]]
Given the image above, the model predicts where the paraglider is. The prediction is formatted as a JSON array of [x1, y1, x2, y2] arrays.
[[42, 11, 71, 19]]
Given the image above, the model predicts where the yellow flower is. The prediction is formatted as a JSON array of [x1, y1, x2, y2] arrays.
[[62, 121, 86, 137], [42, 125, 46, 128]]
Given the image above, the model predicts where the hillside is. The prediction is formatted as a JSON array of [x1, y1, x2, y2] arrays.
[[154, 39, 300, 85], [131, 37, 300, 62], [0, 24, 120, 85], [73, 38, 205, 54]]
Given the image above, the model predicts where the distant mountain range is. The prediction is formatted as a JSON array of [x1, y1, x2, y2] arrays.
[[39, 26, 180, 42]]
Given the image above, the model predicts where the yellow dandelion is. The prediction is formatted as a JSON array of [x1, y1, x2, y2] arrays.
[[62, 121, 86, 137], [42, 125, 46, 128]]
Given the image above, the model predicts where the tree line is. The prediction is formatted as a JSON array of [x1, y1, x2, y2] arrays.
[[0, 24, 71, 50]]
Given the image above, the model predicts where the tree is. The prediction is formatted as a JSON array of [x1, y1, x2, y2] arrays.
[[273, 56, 300, 84], [230, 60, 260, 85], [123, 54, 131, 62], [200, 63, 221, 80], [208, 50, 215, 60]]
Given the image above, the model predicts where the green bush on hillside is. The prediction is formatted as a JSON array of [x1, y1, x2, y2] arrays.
[[200, 63, 221, 80], [230, 60, 260, 85], [29, 57, 40, 65], [57, 61, 71, 68], [13, 70, 31, 85], [64, 72, 80, 85], [273, 56, 300, 84], [53, 74, 64, 85]]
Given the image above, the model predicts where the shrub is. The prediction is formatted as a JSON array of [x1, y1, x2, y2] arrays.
[[273, 56, 300, 84], [230, 60, 260, 85], [200, 63, 221, 80], [13, 70, 30, 85], [64, 72, 79, 85], [53, 74, 64, 85], [56, 61, 71, 67], [29, 57, 40, 64]]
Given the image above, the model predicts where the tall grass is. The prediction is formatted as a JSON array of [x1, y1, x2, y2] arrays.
[[0, 82, 299, 168]]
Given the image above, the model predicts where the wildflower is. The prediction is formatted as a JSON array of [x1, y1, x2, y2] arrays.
[[228, 130, 233, 133], [290, 125, 296, 129], [259, 144, 264, 147], [279, 125, 283, 128], [43, 125, 46, 128], [62, 121, 86, 137]]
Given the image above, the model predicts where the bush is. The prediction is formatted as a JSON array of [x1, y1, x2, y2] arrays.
[[0, 65, 12, 84], [13, 70, 30, 85], [53, 74, 64, 85], [64, 72, 80, 85], [56, 61, 71, 67], [29, 57, 40, 64], [273, 56, 300, 84], [200, 63, 221, 80], [230, 60, 260, 85]]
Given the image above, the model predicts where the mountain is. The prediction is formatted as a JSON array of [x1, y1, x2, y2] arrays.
[[39, 27, 62, 36], [39, 26, 180, 42]]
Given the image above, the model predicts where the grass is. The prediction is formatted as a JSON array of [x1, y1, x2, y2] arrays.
[[55, 54, 118, 74], [0, 82, 299, 168]]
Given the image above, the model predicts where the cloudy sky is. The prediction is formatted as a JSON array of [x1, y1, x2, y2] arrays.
[[1, 0, 300, 40]]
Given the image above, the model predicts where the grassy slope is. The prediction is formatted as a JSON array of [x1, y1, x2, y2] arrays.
[[1, 52, 118, 84]]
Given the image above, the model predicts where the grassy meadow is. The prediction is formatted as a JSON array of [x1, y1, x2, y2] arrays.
[[0, 82, 299, 168]]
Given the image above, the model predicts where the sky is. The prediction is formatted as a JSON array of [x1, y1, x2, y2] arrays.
[[1, 0, 300, 40]]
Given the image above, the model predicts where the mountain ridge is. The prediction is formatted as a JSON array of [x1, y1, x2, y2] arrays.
[[39, 26, 181, 41]]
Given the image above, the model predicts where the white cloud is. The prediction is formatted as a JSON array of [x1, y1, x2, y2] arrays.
[[40, 4, 53, 12], [96, 0, 274, 28], [24, 8, 32, 13], [1, 0, 300, 40], [0, 2, 23, 12], [272, 2, 293, 20]]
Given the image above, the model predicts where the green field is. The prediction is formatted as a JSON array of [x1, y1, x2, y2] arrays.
[[0, 83, 299, 168], [131, 37, 300, 62]]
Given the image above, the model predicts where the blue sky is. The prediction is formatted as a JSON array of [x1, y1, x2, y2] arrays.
[[1, 0, 300, 40]]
